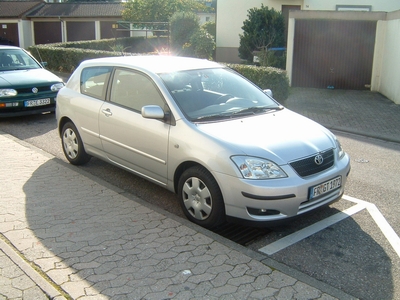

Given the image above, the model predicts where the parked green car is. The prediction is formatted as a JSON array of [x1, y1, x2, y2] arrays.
[[0, 45, 64, 117]]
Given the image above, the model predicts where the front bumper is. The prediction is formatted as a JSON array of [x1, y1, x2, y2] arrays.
[[0, 97, 56, 117], [217, 153, 351, 223]]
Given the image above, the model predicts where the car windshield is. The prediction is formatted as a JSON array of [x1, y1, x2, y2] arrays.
[[0, 49, 41, 71], [160, 68, 281, 122]]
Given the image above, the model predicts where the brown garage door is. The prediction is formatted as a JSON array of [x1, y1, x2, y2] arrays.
[[292, 19, 376, 90], [34, 22, 62, 45], [0, 23, 19, 46], [66, 21, 95, 42]]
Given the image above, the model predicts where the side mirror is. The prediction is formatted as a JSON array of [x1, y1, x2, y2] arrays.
[[41, 61, 48, 68], [264, 89, 273, 97], [142, 105, 165, 119]]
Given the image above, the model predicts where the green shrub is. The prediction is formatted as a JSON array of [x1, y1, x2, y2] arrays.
[[188, 28, 215, 60], [227, 64, 289, 101], [202, 21, 216, 38], [239, 5, 285, 63]]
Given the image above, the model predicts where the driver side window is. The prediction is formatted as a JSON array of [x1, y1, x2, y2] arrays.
[[110, 69, 165, 112]]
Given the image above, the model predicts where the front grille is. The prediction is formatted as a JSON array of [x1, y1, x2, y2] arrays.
[[17, 85, 52, 94], [290, 149, 334, 177]]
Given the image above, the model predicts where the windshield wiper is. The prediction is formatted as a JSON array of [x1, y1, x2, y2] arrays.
[[194, 112, 233, 121], [230, 105, 283, 116], [193, 106, 283, 121]]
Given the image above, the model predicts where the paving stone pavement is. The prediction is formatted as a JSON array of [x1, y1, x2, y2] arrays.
[[1, 86, 398, 299], [0, 131, 355, 299], [284, 88, 400, 144]]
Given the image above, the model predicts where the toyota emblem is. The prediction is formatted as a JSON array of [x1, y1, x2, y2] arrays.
[[32, 87, 38, 94], [314, 154, 324, 165]]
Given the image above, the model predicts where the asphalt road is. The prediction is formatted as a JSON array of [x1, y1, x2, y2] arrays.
[[1, 113, 399, 300]]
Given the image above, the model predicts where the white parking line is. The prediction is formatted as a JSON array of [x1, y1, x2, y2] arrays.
[[258, 201, 365, 255], [343, 195, 400, 258], [259, 195, 400, 257]]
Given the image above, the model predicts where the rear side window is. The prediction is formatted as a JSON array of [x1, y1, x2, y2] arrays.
[[81, 67, 112, 100]]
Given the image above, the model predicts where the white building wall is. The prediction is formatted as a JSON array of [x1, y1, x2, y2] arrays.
[[197, 13, 215, 25], [372, 11, 400, 104], [18, 20, 34, 48], [303, 0, 400, 12]]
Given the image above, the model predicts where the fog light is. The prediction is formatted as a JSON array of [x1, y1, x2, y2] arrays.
[[247, 207, 280, 216]]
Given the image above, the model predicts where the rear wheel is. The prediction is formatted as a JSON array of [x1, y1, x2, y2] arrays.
[[61, 121, 91, 165], [178, 166, 225, 229]]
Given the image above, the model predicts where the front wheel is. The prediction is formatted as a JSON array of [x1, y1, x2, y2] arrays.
[[61, 121, 91, 165], [178, 166, 225, 229]]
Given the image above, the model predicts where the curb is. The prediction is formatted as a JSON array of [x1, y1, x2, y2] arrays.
[[0, 237, 67, 300]]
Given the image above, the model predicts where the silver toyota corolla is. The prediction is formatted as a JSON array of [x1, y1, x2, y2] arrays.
[[56, 56, 350, 229]]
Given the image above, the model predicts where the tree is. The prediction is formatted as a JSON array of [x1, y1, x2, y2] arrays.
[[170, 11, 200, 54], [122, 0, 205, 23], [189, 28, 215, 59], [202, 21, 216, 38], [238, 5, 285, 64]]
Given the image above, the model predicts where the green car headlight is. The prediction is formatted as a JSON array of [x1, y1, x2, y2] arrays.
[[51, 83, 65, 92], [0, 89, 17, 97]]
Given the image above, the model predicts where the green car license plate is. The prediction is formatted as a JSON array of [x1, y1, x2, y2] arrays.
[[24, 98, 51, 107], [309, 176, 341, 200]]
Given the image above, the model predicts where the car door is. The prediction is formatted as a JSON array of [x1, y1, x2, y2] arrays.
[[74, 66, 112, 152], [98, 68, 170, 186]]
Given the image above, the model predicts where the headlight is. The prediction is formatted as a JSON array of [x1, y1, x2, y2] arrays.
[[0, 89, 17, 97], [51, 82, 65, 92], [335, 138, 345, 159], [231, 156, 287, 179]]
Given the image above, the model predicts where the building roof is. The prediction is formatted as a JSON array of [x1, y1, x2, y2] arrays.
[[26, 2, 124, 18], [0, 1, 44, 18]]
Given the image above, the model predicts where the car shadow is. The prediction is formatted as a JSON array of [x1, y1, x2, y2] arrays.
[[0, 112, 57, 139], [265, 206, 395, 300], [19, 158, 197, 298], [18, 158, 396, 299]]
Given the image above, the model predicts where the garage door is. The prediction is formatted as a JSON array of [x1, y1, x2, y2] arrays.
[[34, 22, 62, 45], [292, 20, 376, 90], [0, 23, 19, 46]]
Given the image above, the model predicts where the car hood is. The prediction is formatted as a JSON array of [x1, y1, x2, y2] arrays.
[[197, 109, 336, 165], [0, 68, 62, 87]]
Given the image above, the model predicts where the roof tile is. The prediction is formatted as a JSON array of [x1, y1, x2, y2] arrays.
[[27, 3, 124, 18], [0, 1, 44, 18]]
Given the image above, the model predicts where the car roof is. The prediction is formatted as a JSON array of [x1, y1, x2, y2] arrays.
[[0, 45, 22, 50], [79, 55, 224, 74]]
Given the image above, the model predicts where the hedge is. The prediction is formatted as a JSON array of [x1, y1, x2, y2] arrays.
[[226, 64, 289, 102], [28, 37, 168, 73]]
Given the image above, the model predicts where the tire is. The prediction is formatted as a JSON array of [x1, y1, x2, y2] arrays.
[[61, 121, 91, 165], [178, 166, 225, 229]]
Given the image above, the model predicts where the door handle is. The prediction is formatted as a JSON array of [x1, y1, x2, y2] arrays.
[[102, 108, 112, 117]]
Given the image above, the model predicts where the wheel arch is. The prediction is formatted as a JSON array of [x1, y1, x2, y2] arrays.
[[174, 161, 199, 193], [57, 116, 73, 138], [174, 161, 220, 194]]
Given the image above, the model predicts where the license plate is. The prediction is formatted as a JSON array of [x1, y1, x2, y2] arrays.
[[24, 98, 51, 107], [309, 176, 341, 199]]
